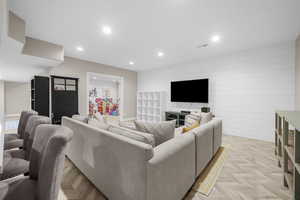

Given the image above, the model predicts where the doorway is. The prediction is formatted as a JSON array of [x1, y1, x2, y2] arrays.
[[87, 72, 124, 120]]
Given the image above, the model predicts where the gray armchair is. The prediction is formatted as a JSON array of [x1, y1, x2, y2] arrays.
[[0, 125, 73, 200], [4, 111, 37, 150], [1, 116, 51, 181], [6, 115, 51, 160]]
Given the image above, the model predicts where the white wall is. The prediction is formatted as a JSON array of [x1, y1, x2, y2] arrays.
[[138, 42, 295, 141], [295, 35, 300, 110], [89, 79, 119, 100], [4, 81, 31, 114], [50, 56, 137, 119], [0, 80, 4, 132]]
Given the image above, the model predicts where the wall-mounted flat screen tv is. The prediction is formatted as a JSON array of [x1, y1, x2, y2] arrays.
[[171, 79, 209, 103]]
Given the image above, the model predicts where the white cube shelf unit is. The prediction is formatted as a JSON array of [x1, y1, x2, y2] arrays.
[[137, 91, 166, 123]]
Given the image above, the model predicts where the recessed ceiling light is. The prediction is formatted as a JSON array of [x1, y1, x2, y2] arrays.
[[92, 76, 97, 80], [157, 51, 165, 57], [211, 35, 221, 43], [102, 25, 112, 35], [76, 46, 84, 52], [129, 61, 135, 65]]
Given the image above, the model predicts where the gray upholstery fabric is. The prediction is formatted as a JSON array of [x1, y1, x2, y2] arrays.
[[88, 118, 110, 130], [63, 117, 202, 200], [4, 134, 18, 143], [190, 122, 214, 176], [185, 113, 201, 127], [5, 149, 25, 159], [0, 153, 29, 181], [212, 118, 222, 155], [0, 124, 73, 200], [5, 116, 51, 161], [200, 112, 213, 125], [147, 133, 196, 200], [4, 139, 23, 150], [108, 124, 155, 147], [119, 121, 136, 130], [63, 117, 154, 200], [4, 111, 37, 150], [18, 110, 38, 139], [134, 120, 176, 146], [24, 116, 51, 160], [0, 177, 36, 200], [31, 125, 73, 200], [72, 114, 89, 123]]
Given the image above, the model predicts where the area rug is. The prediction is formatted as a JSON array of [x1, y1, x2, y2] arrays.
[[192, 145, 230, 196]]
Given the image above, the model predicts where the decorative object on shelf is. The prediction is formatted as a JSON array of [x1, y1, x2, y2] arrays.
[[275, 111, 300, 199], [136, 91, 166, 123], [201, 107, 210, 113]]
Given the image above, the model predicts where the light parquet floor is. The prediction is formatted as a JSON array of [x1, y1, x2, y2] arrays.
[[59, 135, 292, 200]]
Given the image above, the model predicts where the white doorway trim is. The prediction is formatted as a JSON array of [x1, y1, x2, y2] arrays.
[[86, 72, 124, 120]]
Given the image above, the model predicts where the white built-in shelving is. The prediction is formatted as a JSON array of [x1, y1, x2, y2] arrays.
[[137, 91, 166, 123]]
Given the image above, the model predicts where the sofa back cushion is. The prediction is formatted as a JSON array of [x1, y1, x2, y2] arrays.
[[72, 115, 89, 123], [134, 120, 176, 146], [88, 118, 110, 130], [94, 112, 107, 123], [182, 121, 200, 133], [200, 112, 213, 125], [119, 121, 136, 130], [108, 125, 155, 147], [185, 114, 201, 127]]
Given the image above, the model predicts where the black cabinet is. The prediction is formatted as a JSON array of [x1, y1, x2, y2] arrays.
[[31, 76, 49, 117], [165, 111, 189, 127], [51, 76, 79, 124]]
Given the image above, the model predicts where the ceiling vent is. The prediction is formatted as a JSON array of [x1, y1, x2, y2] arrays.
[[197, 43, 208, 48]]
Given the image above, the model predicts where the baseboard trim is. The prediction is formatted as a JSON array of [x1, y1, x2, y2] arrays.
[[121, 117, 136, 122]]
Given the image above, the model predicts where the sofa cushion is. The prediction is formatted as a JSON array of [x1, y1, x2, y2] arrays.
[[134, 120, 176, 146], [72, 115, 89, 123], [94, 112, 107, 123], [182, 122, 200, 133], [88, 118, 110, 130], [200, 112, 213, 125], [185, 114, 201, 127], [119, 121, 136, 130], [108, 125, 155, 147]]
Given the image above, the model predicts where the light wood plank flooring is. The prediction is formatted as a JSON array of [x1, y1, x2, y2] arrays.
[[59, 135, 292, 200]]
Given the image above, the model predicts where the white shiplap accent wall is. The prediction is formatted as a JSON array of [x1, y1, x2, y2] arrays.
[[138, 42, 295, 141]]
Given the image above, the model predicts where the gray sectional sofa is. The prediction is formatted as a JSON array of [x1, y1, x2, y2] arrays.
[[62, 116, 222, 200]]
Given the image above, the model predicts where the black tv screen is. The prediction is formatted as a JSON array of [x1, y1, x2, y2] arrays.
[[171, 79, 209, 103]]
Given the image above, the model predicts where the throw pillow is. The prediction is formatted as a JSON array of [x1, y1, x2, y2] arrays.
[[185, 114, 201, 128], [119, 121, 136, 130], [182, 122, 200, 133], [200, 112, 213, 125], [94, 112, 107, 123], [134, 120, 176, 146], [108, 125, 155, 147], [88, 118, 110, 130]]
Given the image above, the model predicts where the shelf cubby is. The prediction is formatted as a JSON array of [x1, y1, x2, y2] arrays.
[[276, 111, 300, 199], [136, 91, 166, 123]]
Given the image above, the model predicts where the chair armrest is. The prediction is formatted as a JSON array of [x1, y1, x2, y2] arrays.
[[212, 118, 222, 154], [192, 122, 214, 176], [147, 133, 195, 200]]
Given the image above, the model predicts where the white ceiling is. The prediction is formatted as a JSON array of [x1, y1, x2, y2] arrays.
[[9, 0, 300, 71]]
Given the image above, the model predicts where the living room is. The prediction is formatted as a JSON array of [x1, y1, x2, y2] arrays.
[[0, 0, 300, 199]]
